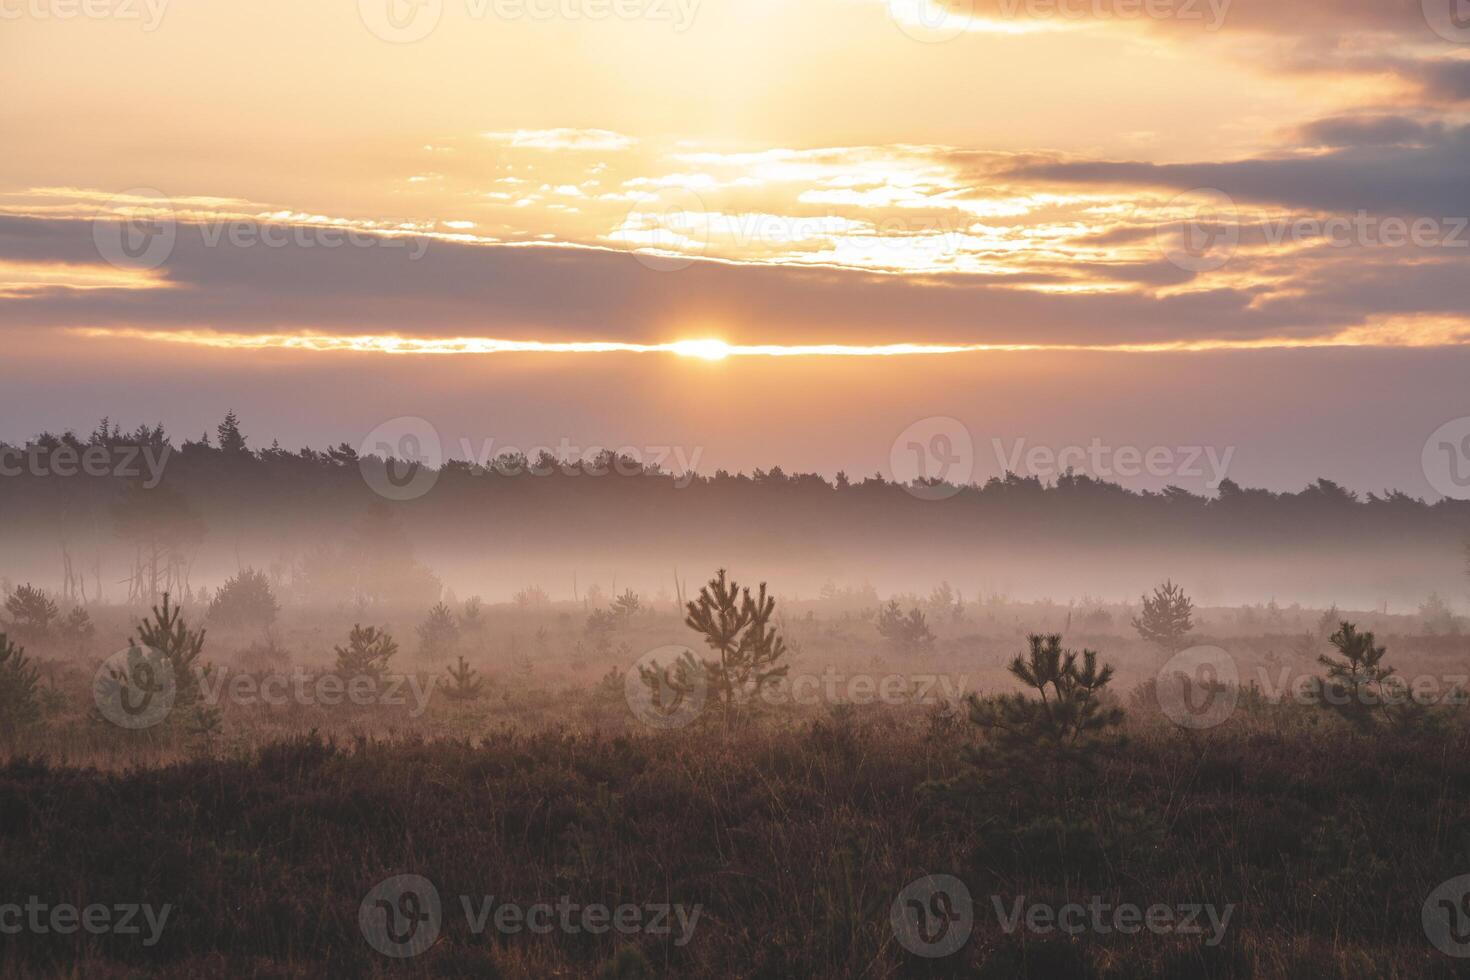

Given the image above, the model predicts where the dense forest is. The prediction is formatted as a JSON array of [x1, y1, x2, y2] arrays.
[[2, 414, 1467, 608]]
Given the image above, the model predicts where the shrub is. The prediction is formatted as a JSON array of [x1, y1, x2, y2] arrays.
[[962, 633, 1124, 809], [1312, 621, 1444, 735], [443, 655, 485, 701], [459, 595, 485, 634], [334, 625, 398, 678], [122, 594, 219, 739], [645, 568, 789, 727], [1132, 579, 1195, 653], [613, 589, 641, 619], [875, 599, 934, 653], [208, 567, 279, 630], [4, 584, 58, 645], [57, 606, 95, 656], [417, 602, 460, 663], [0, 633, 41, 739]]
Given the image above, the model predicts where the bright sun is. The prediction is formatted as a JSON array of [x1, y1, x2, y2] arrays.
[[670, 338, 732, 361]]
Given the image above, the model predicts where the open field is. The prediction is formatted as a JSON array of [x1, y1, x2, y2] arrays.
[[3, 590, 1470, 977]]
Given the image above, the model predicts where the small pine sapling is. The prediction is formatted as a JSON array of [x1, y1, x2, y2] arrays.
[[334, 625, 398, 678], [650, 568, 789, 727], [0, 632, 41, 740], [444, 655, 485, 701], [1132, 580, 1195, 653]]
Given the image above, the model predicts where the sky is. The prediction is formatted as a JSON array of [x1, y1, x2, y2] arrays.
[[3, 0, 1470, 496]]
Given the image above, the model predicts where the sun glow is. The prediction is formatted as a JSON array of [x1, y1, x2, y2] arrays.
[[67, 319, 1470, 359], [669, 338, 733, 361]]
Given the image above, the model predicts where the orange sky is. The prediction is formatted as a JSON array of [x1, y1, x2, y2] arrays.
[[3, 0, 1470, 492]]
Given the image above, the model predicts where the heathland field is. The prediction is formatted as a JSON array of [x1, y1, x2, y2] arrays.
[[2, 579, 1470, 978]]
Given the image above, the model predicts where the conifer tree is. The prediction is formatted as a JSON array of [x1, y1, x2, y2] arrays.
[[1314, 621, 1439, 734], [876, 599, 935, 653], [0, 632, 41, 740], [124, 594, 219, 737], [4, 584, 58, 645], [1132, 580, 1195, 653], [444, 655, 485, 701], [216, 410, 248, 454], [646, 569, 789, 727], [334, 624, 398, 678], [964, 634, 1124, 808], [416, 602, 460, 663]]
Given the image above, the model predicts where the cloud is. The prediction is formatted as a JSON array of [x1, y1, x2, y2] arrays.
[[1010, 121, 1470, 217], [0, 212, 1428, 350], [482, 129, 638, 152]]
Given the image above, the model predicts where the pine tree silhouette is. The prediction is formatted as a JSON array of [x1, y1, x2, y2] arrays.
[[1132, 580, 1195, 653]]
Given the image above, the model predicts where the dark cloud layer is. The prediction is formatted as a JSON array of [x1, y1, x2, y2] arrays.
[[1012, 122, 1470, 217], [0, 215, 1354, 347]]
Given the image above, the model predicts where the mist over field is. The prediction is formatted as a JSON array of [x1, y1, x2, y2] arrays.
[[3, 416, 1465, 613], [12, 0, 1470, 971]]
